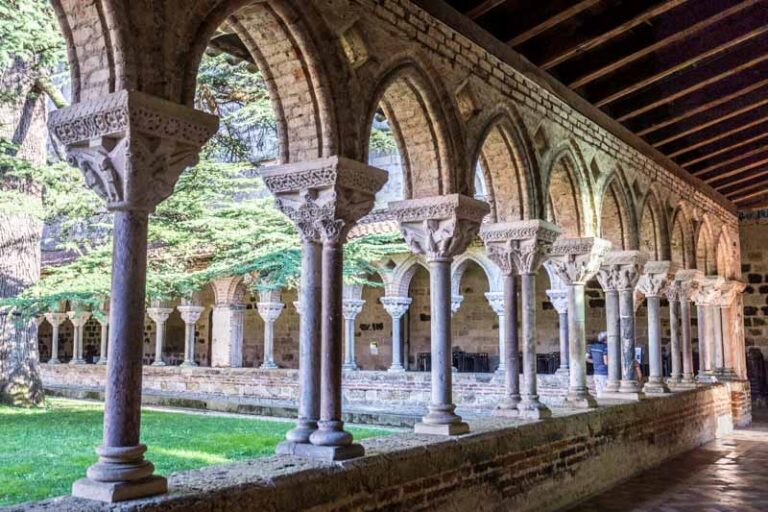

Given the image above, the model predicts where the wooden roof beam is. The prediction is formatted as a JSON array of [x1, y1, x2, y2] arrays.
[[466, 0, 508, 20], [666, 113, 768, 158], [541, 0, 688, 70], [729, 177, 768, 200], [681, 131, 768, 167], [733, 188, 768, 206], [706, 156, 768, 184], [691, 146, 768, 176], [507, 0, 601, 47]]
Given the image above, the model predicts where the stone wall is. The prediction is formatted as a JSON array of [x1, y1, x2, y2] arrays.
[[21, 385, 734, 512], [741, 219, 768, 356]]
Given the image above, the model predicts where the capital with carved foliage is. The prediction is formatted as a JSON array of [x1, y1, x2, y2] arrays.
[[147, 307, 173, 325], [177, 304, 205, 324], [67, 310, 91, 328], [49, 90, 218, 212], [389, 194, 490, 262], [675, 269, 702, 302], [636, 261, 677, 298], [480, 220, 561, 276], [261, 157, 388, 244], [342, 299, 366, 320], [545, 237, 612, 286], [546, 289, 569, 315], [44, 312, 68, 327], [596, 250, 649, 292], [692, 276, 724, 306], [716, 279, 746, 307], [484, 292, 504, 316], [380, 296, 412, 319], [257, 302, 285, 323]]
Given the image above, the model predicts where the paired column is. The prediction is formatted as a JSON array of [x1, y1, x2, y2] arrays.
[[716, 280, 745, 380], [146, 305, 173, 367], [484, 292, 505, 374], [257, 289, 284, 369], [694, 276, 722, 382], [546, 288, 569, 375], [178, 302, 204, 367], [391, 194, 489, 435], [546, 237, 611, 408], [665, 284, 682, 386], [481, 220, 561, 419], [94, 306, 109, 365], [380, 296, 411, 372], [266, 156, 387, 459], [50, 89, 218, 501], [675, 270, 701, 388], [636, 261, 676, 395], [67, 310, 91, 365], [342, 299, 365, 371], [44, 312, 67, 364]]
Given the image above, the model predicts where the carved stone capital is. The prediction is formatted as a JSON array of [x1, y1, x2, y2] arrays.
[[596, 250, 649, 292], [257, 302, 285, 322], [451, 295, 464, 316], [44, 312, 68, 327], [389, 194, 490, 261], [675, 269, 703, 303], [693, 276, 724, 307], [484, 292, 504, 316], [49, 90, 218, 212], [146, 307, 173, 325], [342, 299, 366, 320], [67, 311, 91, 328], [636, 261, 677, 298], [261, 157, 388, 243], [480, 220, 561, 275], [545, 237, 612, 286], [546, 289, 568, 315], [717, 279, 746, 307], [177, 304, 205, 324], [380, 296, 412, 319]]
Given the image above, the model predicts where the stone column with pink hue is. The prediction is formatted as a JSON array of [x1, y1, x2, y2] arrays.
[[481, 220, 561, 420], [716, 279, 747, 380], [546, 237, 612, 408], [49, 89, 217, 501], [210, 275, 246, 368], [674, 270, 701, 388], [391, 194, 489, 435], [694, 276, 724, 383], [265, 157, 387, 460]]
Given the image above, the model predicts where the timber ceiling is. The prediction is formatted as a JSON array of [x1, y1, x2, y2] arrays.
[[445, 0, 768, 211]]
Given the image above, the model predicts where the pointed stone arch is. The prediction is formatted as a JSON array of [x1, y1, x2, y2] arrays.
[[598, 167, 638, 251], [452, 251, 503, 296], [638, 190, 670, 261], [695, 215, 717, 275], [669, 203, 696, 269], [388, 255, 429, 297], [541, 142, 594, 237]]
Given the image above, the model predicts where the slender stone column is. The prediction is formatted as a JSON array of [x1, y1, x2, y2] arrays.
[[44, 312, 67, 364], [342, 285, 365, 371], [717, 280, 745, 380], [547, 288, 569, 375], [484, 292, 505, 374], [694, 276, 723, 383], [696, 302, 710, 380], [257, 289, 284, 369], [482, 220, 560, 419], [67, 310, 91, 364], [391, 194, 489, 435], [146, 306, 173, 367], [50, 89, 218, 501], [265, 157, 387, 460], [381, 296, 411, 372], [546, 237, 611, 408], [636, 261, 676, 395], [95, 312, 109, 366], [178, 303, 204, 367], [665, 284, 682, 386], [675, 270, 701, 388]]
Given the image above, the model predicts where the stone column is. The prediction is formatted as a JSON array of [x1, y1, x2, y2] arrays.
[[50, 89, 218, 501], [94, 309, 109, 365], [210, 276, 246, 368], [257, 289, 284, 370], [675, 270, 700, 388], [665, 284, 682, 386], [342, 284, 365, 371], [44, 312, 67, 364], [546, 287, 569, 375], [178, 302, 204, 367], [67, 310, 91, 365], [265, 157, 387, 460], [546, 237, 611, 408], [636, 261, 676, 395], [391, 194, 489, 434], [146, 306, 173, 367], [716, 280, 745, 380], [694, 276, 723, 382], [381, 296, 411, 372], [482, 220, 561, 419], [484, 292, 505, 374]]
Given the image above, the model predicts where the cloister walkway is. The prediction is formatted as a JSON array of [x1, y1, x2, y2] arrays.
[[566, 412, 768, 512]]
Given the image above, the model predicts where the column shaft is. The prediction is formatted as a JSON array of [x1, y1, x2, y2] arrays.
[[50, 323, 60, 364], [566, 283, 596, 407], [153, 322, 165, 366], [263, 319, 276, 368], [618, 289, 641, 394], [182, 320, 197, 367], [669, 299, 681, 384], [391, 315, 403, 371], [644, 296, 669, 393], [605, 290, 621, 392], [97, 322, 108, 365], [707, 305, 718, 375], [697, 304, 709, 377], [498, 273, 520, 411], [680, 298, 695, 384], [518, 273, 549, 418], [712, 305, 724, 373], [558, 312, 569, 372], [343, 314, 358, 370]]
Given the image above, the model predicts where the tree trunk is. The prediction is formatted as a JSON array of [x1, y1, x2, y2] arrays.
[[0, 59, 46, 406]]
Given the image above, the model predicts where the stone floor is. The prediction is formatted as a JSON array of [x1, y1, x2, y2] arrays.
[[566, 410, 768, 512]]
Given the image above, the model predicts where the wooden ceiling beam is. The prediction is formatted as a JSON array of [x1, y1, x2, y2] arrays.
[[636, 78, 768, 136], [541, 0, 688, 70], [651, 95, 768, 147], [568, 0, 760, 89], [615, 54, 768, 122], [713, 167, 768, 194], [680, 131, 768, 167], [729, 177, 768, 200], [507, 0, 601, 46], [733, 188, 768, 206], [595, 26, 768, 107], [466, 0, 508, 20], [667, 113, 768, 158], [692, 146, 768, 175], [706, 156, 768, 184]]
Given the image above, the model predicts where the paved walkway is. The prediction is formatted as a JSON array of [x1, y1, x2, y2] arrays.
[[566, 412, 768, 512]]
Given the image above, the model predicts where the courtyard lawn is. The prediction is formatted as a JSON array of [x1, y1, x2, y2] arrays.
[[0, 398, 393, 507]]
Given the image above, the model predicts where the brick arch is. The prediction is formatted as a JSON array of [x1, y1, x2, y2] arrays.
[[695, 216, 717, 276], [715, 229, 738, 279], [598, 169, 638, 251], [638, 191, 670, 261], [470, 109, 540, 222], [362, 59, 464, 198], [542, 143, 593, 238], [670, 204, 696, 269], [452, 253, 502, 296], [210, 275, 246, 306], [388, 255, 429, 297]]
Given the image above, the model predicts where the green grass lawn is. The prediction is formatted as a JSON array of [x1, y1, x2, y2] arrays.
[[0, 398, 393, 506]]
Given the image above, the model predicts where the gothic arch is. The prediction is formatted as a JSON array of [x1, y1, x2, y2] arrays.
[[388, 255, 429, 297], [695, 216, 717, 276], [638, 190, 670, 261], [669, 204, 695, 269], [598, 168, 638, 251], [362, 57, 464, 198], [452, 252, 502, 296], [541, 142, 594, 238]]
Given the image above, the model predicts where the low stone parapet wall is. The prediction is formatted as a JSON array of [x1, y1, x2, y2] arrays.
[[19, 384, 734, 512], [39, 364, 577, 410]]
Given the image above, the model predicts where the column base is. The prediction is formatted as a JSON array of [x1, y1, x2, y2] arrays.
[[180, 361, 198, 368], [70, 358, 85, 365], [564, 391, 598, 409], [598, 391, 644, 401], [517, 399, 551, 420], [697, 373, 717, 384], [72, 475, 167, 503], [414, 421, 470, 436], [277, 441, 364, 461], [309, 420, 354, 447], [619, 379, 642, 393], [96, 358, 108, 365], [48, 359, 60, 365], [497, 395, 521, 410], [669, 381, 698, 391], [604, 381, 621, 393], [260, 362, 279, 370], [284, 420, 317, 444], [555, 367, 569, 377], [387, 365, 406, 373], [495, 365, 505, 376], [666, 376, 682, 386], [717, 368, 738, 381], [342, 363, 359, 371], [643, 380, 671, 395], [493, 406, 520, 418], [151, 361, 166, 367]]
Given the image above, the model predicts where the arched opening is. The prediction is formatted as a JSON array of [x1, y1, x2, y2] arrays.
[[407, 265, 431, 371], [356, 274, 388, 370], [451, 261, 496, 372], [547, 153, 584, 237], [600, 179, 632, 250], [368, 110, 404, 209], [696, 222, 717, 276], [670, 209, 693, 269], [639, 194, 662, 260]]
